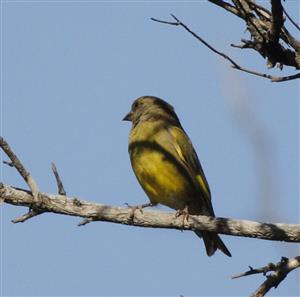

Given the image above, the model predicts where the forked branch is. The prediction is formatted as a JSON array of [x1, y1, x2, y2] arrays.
[[233, 256, 300, 297]]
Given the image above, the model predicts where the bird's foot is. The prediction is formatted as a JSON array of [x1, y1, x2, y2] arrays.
[[125, 202, 154, 222], [175, 205, 190, 230]]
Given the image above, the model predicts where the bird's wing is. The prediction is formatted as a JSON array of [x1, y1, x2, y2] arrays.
[[165, 125, 212, 202]]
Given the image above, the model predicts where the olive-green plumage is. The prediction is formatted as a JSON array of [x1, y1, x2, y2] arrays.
[[124, 96, 231, 257]]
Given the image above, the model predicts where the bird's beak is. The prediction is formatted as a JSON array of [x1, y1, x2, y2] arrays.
[[123, 111, 133, 121]]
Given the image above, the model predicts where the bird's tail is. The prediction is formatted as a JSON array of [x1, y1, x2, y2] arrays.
[[195, 230, 232, 257]]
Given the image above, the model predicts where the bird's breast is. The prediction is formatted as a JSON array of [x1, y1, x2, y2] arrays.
[[129, 142, 195, 210]]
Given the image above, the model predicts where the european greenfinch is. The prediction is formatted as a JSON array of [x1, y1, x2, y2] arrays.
[[124, 96, 231, 257]]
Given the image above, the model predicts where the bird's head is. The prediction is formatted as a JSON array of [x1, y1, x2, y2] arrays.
[[123, 96, 180, 126]]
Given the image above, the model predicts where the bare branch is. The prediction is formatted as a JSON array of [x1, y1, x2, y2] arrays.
[[51, 162, 66, 195], [152, 14, 240, 69], [149, 18, 177, 26], [208, 0, 242, 17], [151, 15, 300, 82], [205, 0, 300, 76], [1, 136, 299, 293], [233, 0, 265, 40], [269, 71, 300, 82], [233, 256, 300, 297], [233, 263, 277, 279], [270, 0, 284, 43], [248, 1, 272, 21], [0, 137, 40, 202], [1, 184, 300, 242]]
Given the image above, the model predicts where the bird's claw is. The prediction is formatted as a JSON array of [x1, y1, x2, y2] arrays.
[[125, 202, 154, 222], [175, 205, 190, 230]]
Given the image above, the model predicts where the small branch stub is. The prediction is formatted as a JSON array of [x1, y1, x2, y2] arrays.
[[11, 209, 43, 224], [51, 162, 67, 195]]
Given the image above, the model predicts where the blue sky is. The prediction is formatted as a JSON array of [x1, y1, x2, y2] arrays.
[[1, 1, 299, 296]]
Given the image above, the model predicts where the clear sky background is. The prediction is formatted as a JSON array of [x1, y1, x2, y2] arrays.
[[1, 1, 299, 296]]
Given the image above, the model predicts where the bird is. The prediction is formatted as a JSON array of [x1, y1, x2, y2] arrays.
[[123, 95, 231, 257]]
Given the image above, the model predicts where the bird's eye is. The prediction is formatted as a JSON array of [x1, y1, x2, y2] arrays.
[[132, 101, 140, 111]]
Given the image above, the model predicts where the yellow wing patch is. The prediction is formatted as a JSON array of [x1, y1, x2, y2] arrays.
[[174, 142, 185, 163], [169, 127, 211, 200], [196, 174, 210, 199]]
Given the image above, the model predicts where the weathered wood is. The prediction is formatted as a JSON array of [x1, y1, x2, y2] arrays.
[[1, 184, 299, 242]]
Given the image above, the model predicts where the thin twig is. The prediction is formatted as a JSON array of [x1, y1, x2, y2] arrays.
[[51, 162, 66, 195], [270, 72, 300, 82], [248, 0, 271, 21], [233, 0, 265, 40], [151, 15, 300, 82], [231, 40, 253, 49], [208, 0, 242, 17], [0, 136, 40, 202], [149, 18, 178, 26], [152, 14, 239, 68]]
